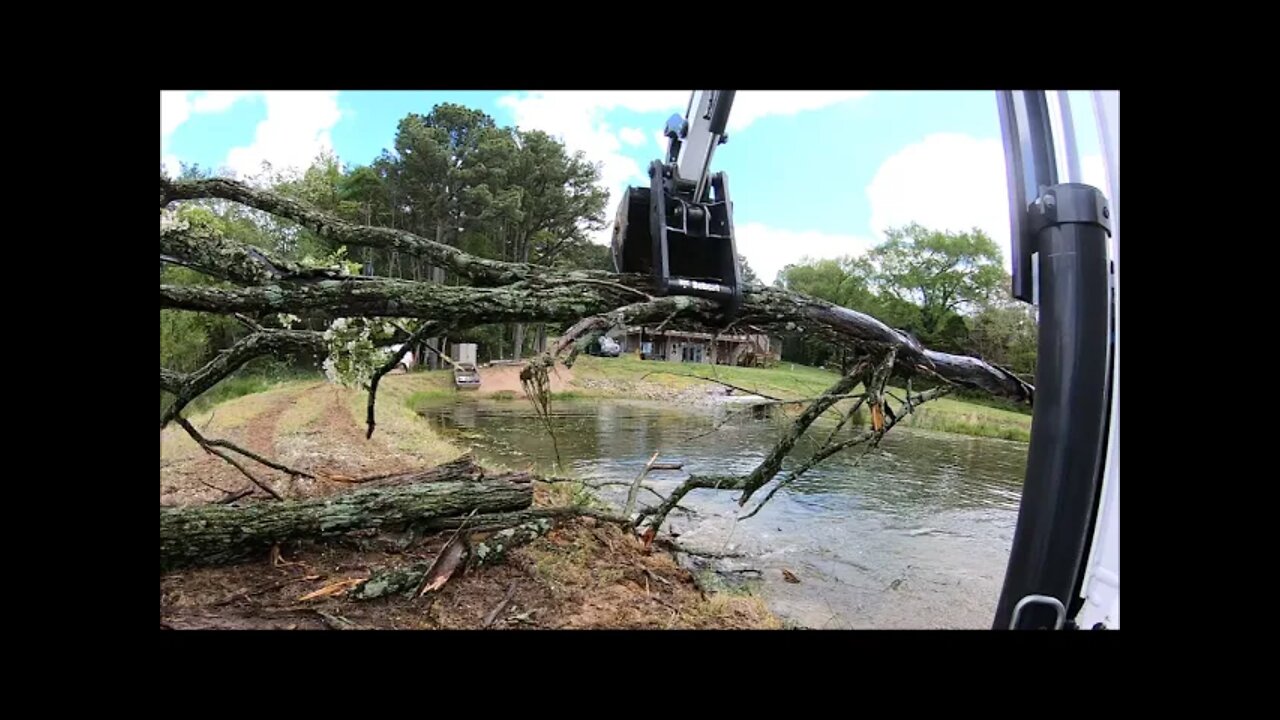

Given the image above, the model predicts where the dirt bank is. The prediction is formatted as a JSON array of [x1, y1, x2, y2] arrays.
[[160, 379, 779, 629], [469, 364, 576, 397]]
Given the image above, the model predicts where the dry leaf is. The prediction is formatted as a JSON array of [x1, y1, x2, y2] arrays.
[[640, 527, 656, 551], [781, 569, 800, 584], [298, 578, 364, 601]]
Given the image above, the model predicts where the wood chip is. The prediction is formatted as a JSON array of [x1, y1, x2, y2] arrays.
[[297, 578, 364, 601]]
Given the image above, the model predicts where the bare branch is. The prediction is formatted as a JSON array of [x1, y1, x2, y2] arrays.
[[636, 475, 747, 531], [216, 486, 256, 504], [735, 361, 870, 505], [160, 222, 340, 285], [202, 436, 315, 479], [537, 476, 670, 504], [175, 416, 284, 501], [160, 329, 326, 428], [740, 385, 951, 520], [366, 321, 441, 439], [739, 431, 876, 521], [233, 313, 264, 332]]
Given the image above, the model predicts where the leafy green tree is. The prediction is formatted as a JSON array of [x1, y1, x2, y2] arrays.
[[865, 223, 1005, 341], [969, 299, 1038, 376]]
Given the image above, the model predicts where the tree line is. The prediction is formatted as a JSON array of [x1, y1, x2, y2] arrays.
[[774, 223, 1037, 382], [162, 101, 1035, 391], [161, 103, 614, 378]]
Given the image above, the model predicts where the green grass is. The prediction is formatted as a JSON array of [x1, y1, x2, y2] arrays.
[[567, 355, 1032, 442], [570, 354, 840, 399], [404, 387, 458, 407], [162, 368, 322, 417], [896, 399, 1031, 442]]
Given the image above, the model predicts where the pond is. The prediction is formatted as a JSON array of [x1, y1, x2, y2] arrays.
[[417, 397, 1027, 629]]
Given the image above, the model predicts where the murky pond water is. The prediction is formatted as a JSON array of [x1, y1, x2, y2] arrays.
[[417, 397, 1027, 629]]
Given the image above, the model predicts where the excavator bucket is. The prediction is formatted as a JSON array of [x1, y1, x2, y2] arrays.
[[612, 186, 653, 275], [611, 161, 742, 318]]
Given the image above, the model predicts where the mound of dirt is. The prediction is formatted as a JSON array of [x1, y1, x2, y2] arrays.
[[469, 364, 575, 397]]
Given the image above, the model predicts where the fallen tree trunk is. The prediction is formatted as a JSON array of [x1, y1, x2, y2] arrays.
[[160, 469, 533, 571]]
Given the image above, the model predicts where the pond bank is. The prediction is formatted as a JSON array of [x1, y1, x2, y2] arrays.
[[415, 396, 1027, 629], [409, 356, 1033, 442], [160, 379, 780, 629]]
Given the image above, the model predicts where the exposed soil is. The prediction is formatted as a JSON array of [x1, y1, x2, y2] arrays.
[[160, 379, 780, 630], [468, 364, 575, 397], [160, 517, 778, 630]]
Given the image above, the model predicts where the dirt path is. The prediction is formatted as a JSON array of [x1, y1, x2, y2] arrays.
[[161, 382, 445, 506], [470, 364, 575, 397], [159, 375, 782, 629], [161, 386, 307, 506]]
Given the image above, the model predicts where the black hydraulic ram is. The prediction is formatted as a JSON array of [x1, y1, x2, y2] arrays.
[[992, 91, 1113, 630]]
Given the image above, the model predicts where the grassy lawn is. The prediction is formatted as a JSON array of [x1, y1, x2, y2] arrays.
[[569, 355, 1033, 442]]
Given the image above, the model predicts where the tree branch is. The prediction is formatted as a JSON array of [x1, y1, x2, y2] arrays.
[[365, 321, 442, 439], [159, 177, 1032, 403], [160, 329, 326, 428], [175, 416, 284, 501], [160, 222, 340, 285], [162, 175, 530, 286], [738, 430, 877, 521], [201, 436, 316, 480], [734, 361, 869, 505]]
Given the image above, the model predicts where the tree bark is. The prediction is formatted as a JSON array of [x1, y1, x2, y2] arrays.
[[160, 174, 1033, 404], [160, 329, 326, 427], [160, 468, 533, 571]]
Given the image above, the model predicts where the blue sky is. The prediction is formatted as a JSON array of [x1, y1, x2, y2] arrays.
[[161, 90, 1107, 284]]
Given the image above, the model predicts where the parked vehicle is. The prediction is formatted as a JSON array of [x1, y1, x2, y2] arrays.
[[453, 362, 481, 389], [588, 337, 621, 357]]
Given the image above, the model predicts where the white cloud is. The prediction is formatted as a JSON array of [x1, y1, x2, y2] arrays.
[[224, 91, 343, 179], [191, 91, 253, 114], [159, 90, 342, 179], [162, 153, 183, 178], [866, 133, 1013, 270], [726, 91, 870, 133], [498, 90, 872, 245], [498, 92, 686, 243], [866, 132, 1108, 272], [161, 91, 257, 171], [736, 222, 878, 286], [161, 91, 193, 141], [619, 127, 647, 146]]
